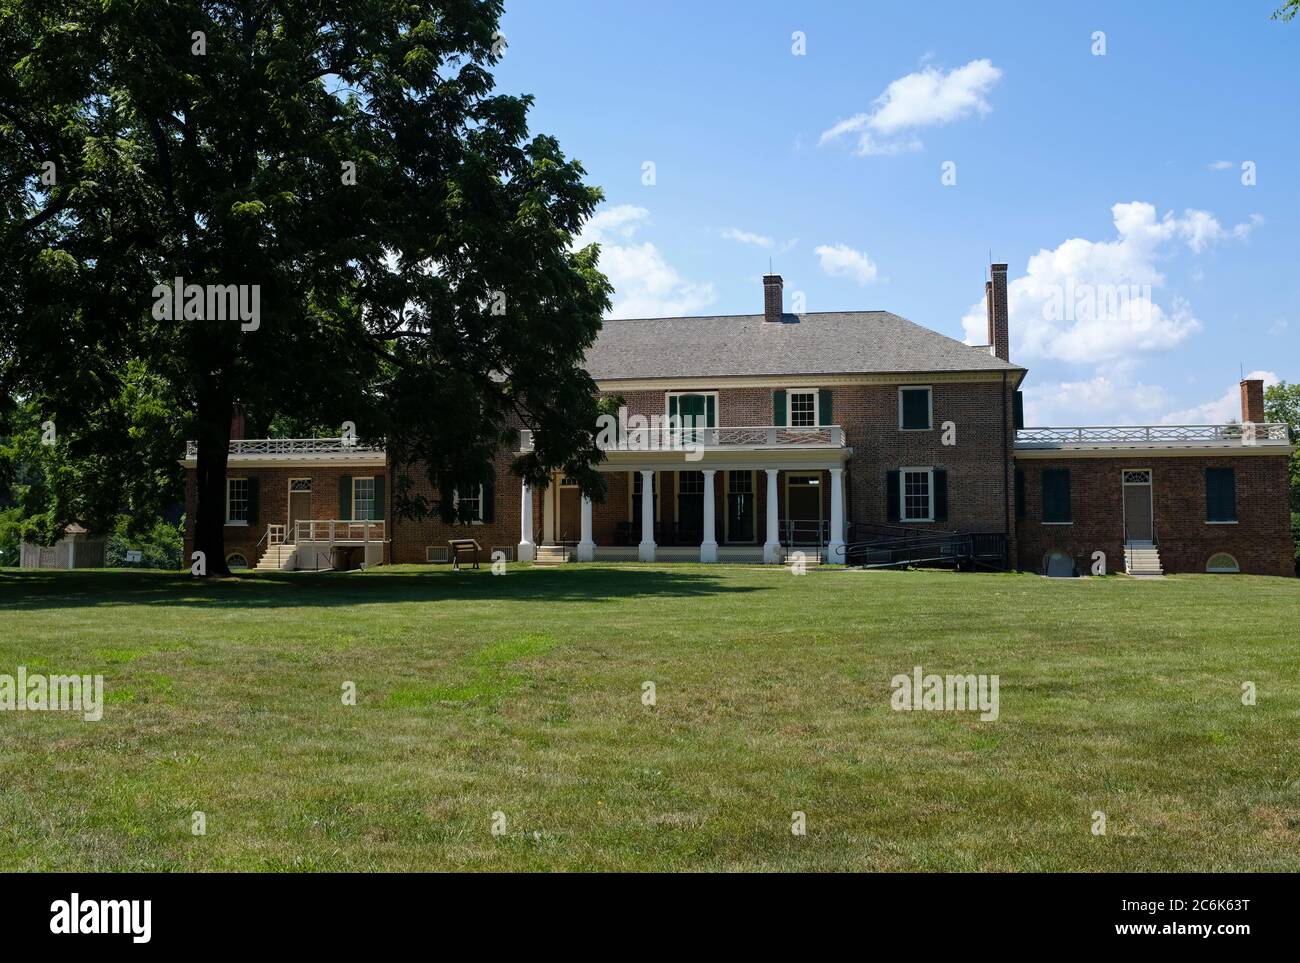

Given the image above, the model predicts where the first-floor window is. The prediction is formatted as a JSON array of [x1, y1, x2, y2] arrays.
[[1042, 468, 1072, 523], [353, 477, 376, 520], [226, 477, 249, 523], [1205, 468, 1237, 522], [902, 469, 933, 522], [457, 485, 483, 522]]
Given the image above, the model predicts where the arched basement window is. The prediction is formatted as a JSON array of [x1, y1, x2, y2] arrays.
[[1206, 553, 1240, 574], [226, 553, 250, 570], [1044, 550, 1076, 578]]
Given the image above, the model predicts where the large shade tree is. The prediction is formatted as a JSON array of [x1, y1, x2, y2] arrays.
[[0, 0, 610, 575]]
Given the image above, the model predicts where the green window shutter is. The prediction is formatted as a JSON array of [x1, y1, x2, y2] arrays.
[[1042, 469, 1071, 523], [339, 475, 353, 520], [667, 394, 679, 425], [933, 469, 948, 522], [705, 394, 715, 428], [248, 477, 260, 526], [1015, 468, 1025, 519], [818, 389, 833, 426], [374, 475, 385, 520], [482, 477, 495, 523], [773, 390, 787, 427], [1206, 468, 1236, 522], [1013, 391, 1025, 430], [901, 388, 930, 429], [886, 470, 900, 522]]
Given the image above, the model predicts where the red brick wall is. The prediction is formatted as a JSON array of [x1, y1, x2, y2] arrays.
[[184, 465, 389, 568], [1014, 455, 1294, 577]]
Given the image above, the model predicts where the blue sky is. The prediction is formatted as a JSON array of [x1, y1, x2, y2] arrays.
[[493, 0, 1298, 425]]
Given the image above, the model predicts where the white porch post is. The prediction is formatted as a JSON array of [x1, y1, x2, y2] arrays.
[[542, 475, 556, 545], [700, 470, 718, 563], [518, 479, 535, 562], [638, 470, 656, 562], [763, 468, 781, 564], [828, 467, 845, 563], [577, 494, 595, 561]]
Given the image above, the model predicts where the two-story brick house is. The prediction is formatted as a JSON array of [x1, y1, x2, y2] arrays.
[[182, 266, 1295, 577]]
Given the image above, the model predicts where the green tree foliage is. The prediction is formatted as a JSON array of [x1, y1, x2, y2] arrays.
[[0, 1, 611, 575], [1264, 381, 1300, 568]]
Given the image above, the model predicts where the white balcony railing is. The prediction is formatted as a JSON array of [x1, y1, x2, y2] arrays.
[[291, 519, 385, 543], [184, 437, 385, 458], [519, 425, 845, 452], [1016, 423, 1291, 447]]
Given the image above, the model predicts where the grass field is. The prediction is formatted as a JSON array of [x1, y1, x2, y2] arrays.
[[1, 563, 1298, 872]]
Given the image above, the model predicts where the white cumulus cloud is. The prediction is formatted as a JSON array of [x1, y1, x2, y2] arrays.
[[960, 202, 1258, 365], [820, 59, 1002, 156], [815, 243, 879, 285], [1162, 370, 1279, 425], [721, 227, 774, 248], [577, 205, 716, 319]]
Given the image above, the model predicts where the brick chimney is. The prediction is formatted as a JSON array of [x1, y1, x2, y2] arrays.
[[230, 401, 246, 441], [762, 274, 783, 323], [987, 264, 1009, 361], [1239, 378, 1265, 424]]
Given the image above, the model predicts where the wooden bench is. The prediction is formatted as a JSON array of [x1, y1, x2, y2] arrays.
[[447, 538, 483, 571]]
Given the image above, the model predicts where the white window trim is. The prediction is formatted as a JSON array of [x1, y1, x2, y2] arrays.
[[898, 385, 933, 431], [664, 391, 719, 427], [225, 477, 250, 526], [785, 388, 820, 428], [353, 476, 377, 521], [899, 466, 935, 523], [453, 484, 486, 525]]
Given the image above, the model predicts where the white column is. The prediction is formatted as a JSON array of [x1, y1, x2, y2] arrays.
[[577, 494, 595, 561], [542, 475, 556, 544], [700, 470, 718, 563], [763, 468, 781, 564], [828, 467, 845, 563], [638, 470, 656, 562], [518, 479, 535, 561]]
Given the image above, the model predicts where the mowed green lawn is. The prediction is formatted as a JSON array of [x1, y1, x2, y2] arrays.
[[1, 563, 1298, 872]]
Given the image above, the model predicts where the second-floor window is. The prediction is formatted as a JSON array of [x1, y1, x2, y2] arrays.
[[789, 390, 817, 427], [899, 386, 932, 430]]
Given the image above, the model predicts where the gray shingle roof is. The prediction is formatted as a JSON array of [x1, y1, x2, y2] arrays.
[[583, 311, 1024, 381]]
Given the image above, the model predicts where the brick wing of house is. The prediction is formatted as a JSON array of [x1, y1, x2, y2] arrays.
[[181, 268, 1295, 577]]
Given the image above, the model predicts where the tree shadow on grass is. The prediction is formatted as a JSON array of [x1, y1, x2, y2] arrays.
[[0, 564, 768, 611]]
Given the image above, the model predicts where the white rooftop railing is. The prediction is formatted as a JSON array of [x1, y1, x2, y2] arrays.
[[1015, 423, 1290, 446], [185, 437, 385, 458]]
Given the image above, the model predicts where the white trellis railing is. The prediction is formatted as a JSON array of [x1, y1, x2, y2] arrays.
[[519, 425, 845, 452], [1016, 423, 1290, 446], [185, 437, 385, 458]]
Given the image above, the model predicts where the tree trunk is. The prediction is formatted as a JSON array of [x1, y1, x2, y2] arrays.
[[193, 390, 234, 577]]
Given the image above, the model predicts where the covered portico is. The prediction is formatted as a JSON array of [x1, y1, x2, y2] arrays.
[[517, 427, 851, 564]]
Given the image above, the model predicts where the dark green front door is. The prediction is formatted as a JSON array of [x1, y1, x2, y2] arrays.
[[726, 470, 754, 542]]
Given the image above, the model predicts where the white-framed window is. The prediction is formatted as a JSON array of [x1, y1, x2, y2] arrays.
[[1206, 553, 1240, 574], [898, 386, 933, 430], [455, 485, 484, 523], [901, 467, 934, 522], [788, 390, 818, 428], [353, 477, 376, 520], [225, 553, 250, 570], [226, 477, 249, 524]]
